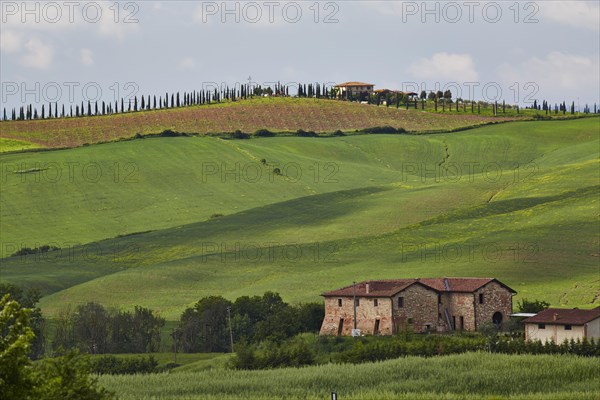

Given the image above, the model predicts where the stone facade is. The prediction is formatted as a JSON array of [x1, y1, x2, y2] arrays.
[[320, 278, 516, 336], [320, 296, 394, 336], [391, 284, 438, 333]]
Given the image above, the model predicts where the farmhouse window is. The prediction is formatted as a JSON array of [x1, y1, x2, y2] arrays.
[[565, 325, 572, 330], [338, 299, 342, 307], [538, 324, 546, 329], [479, 293, 484, 304], [398, 297, 404, 308], [374, 299, 378, 307], [438, 294, 442, 304], [408, 318, 413, 324], [355, 298, 360, 307]]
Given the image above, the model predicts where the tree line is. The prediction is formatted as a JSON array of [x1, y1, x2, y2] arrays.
[[0, 284, 323, 357], [4, 79, 597, 122], [175, 292, 324, 353]]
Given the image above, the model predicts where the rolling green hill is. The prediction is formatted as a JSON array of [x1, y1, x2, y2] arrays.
[[0, 97, 521, 150], [1, 118, 598, 320]]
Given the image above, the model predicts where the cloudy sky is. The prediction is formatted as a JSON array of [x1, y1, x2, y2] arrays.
[[1, 0, 599, 111]]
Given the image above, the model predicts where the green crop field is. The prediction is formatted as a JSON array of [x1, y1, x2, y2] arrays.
[[1, 117, 598, 321], [98, 352, 600, 400]]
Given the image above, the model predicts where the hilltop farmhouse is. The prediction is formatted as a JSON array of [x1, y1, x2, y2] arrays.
[[522, 307, 600, 343], [320, 278, 516, 336], [334, 82, 375, 99]]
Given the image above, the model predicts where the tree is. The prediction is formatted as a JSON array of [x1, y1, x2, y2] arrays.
[[178, 296, 232, 352], [420, 90, 427, 100], [0, 284, 45, 359], [0, 295, 113, 400], [517, 299, 550, 313], [73, 303, 110, 354], [0, 294, 36, 400]]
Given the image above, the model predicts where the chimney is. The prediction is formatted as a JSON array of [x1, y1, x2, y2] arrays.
[[443, 278, 450, 291], [365, 283, 370, 294], [553, 313, 558, 321]]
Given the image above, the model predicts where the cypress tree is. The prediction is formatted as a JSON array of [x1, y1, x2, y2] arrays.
[[2, 108, 6, 121], [141, 95, 145, 110], [95, 102, 98, 116], [153, 96, 157, 109], [87, 101, 91, 116], [41, 104, 45, 119]]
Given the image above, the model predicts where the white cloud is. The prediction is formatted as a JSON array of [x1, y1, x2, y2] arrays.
[[0, 30, 22, 53], [20, 38, 54, 69], [498, 52, 600, 93], [540, 1, 600, 32], [407, 52, 479, 82], [80, 48, 94, 66], [178, 57, 195, 70]]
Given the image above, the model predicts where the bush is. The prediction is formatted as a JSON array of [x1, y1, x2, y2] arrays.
[[362, 126, 405, 134], [158, 129, 186, 137], [231, 130, 250, 139], [295, 129, 318, 137], [253, 129, 275, 137], [90, 355, 159, 375], [332, 130, 346, 136]]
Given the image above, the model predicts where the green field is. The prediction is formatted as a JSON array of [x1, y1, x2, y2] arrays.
[[1, 118, 598, 321], [98, 352, 600, 400]]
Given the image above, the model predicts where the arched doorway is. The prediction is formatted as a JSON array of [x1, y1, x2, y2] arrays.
[[492, 312, 503, 327]]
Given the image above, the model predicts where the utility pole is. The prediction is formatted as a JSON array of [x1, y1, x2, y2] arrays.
[[227, 306, 234, 353], [172, 328, 178, 364], [353, 281, 357, 333]]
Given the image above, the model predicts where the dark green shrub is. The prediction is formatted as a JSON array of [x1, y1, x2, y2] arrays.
[[362, 126, 406, 134], [254, 129, 275, 137]]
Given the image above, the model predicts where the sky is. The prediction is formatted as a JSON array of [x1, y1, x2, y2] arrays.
[[1, 0, 599, 112]]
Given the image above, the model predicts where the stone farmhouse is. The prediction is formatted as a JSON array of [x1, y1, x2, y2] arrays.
[[522, 306, 600, 343], [320, 278, 516, 336], [334, 82, 375, 98]]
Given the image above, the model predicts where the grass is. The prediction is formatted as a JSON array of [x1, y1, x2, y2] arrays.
[[0, 137, 44, 152], [98, 352, 600, 399], [1, 118, 598, 321], [0, 97, 522, 148]]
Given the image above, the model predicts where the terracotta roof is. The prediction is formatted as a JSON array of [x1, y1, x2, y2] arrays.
[[334, 82, 375, 87], [322, 277, 515, 297], [322, 279, 418, 298], [522, 307, 600, 325], [418, 278, 510, 293]]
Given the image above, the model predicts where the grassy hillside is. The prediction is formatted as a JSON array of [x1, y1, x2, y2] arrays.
[[99, 352, 600, 400], [0, 97, 520, 149], [1, 118, 598, 319]]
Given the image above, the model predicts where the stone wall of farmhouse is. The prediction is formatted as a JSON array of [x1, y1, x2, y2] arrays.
[[473, 281, 514, 329], [320, 281, 514, 336], [391, 284, 438, 333], [319, 296, 394, 336], [439, 292, 476, 331]]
